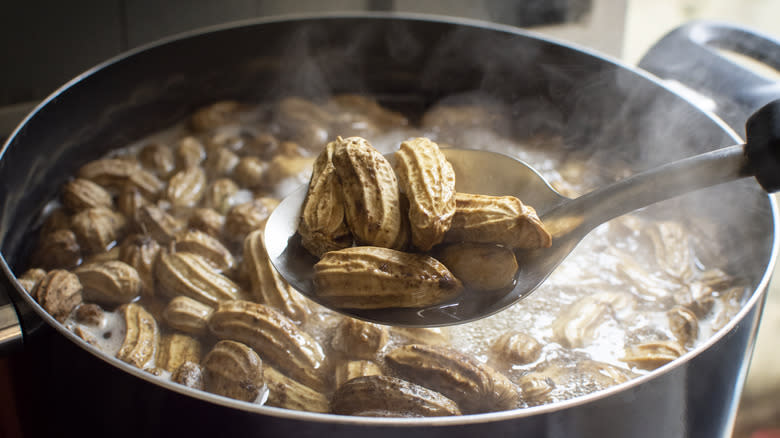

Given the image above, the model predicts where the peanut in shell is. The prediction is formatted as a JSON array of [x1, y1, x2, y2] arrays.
[[314, 246, 461, 309]]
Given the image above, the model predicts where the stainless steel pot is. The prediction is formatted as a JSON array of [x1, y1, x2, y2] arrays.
[[0, 14, 778, 438]]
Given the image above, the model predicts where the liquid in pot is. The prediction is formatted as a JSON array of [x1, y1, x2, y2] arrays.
[[19, 95, 747, 415]]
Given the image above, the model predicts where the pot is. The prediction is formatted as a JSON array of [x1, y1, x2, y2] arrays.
[[0, 14, 778, 438]]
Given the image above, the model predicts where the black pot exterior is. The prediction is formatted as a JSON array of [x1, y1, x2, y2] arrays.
[[7, 298, 764, 437], [1, 15, 776, 437]]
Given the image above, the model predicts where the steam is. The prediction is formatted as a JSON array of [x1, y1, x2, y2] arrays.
[[246, 17, 769, 281]]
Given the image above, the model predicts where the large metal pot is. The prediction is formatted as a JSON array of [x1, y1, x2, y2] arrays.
[[1, 14, 778, 438]]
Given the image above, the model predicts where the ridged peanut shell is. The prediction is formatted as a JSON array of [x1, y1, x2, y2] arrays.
[[224, 200, 272, 242], [82, 246, 121, 265], [394, 138, 455, 251], [71, 207, 126, 254], [204, 147, 239, 180], [116, 303, 159, 369], [202, 340, 263, 402], [157, 333, 203, 373], [490, 331, 542, 365], [32, 270, 83, 322], [621, 340, 686, 371], [117, 186, 150, 220], [118, 234, 161, 298], [385, 344, 519, 413], [62, 178, 113, 212], [175, 229, 234, 273], [78, 158, 163, 198], [208, 300, 326, 390], [188, 207, 225, 238], [334, 360, 383, 388], [175, 137, 206, 169], [330, 318, 388, 359], [552, 291, 635, 349], [331, 375, 461, 417], [233, 156, 266, 188], [202, 178, 240, 214], [314, 246, 462, 309], [332, 136, 404, 249], [264, 365, 329, 413], [667, 305, 699, 347], [75, 260, 142, 305], [163, 295, 214, 336], [444, 193, 551, 249], [138, 142, 175, 178], [166, 166, 207, 208], [298, 140, 352, 257], [155, 251, 241, 306], [242, 229, 309, 321], [17, 268, 47, 294], [32, 229, 81, 270], [136, 204, 184, 245]]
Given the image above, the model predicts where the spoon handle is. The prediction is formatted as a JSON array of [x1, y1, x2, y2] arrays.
[[545, 144, 750, 237], [546, 99, 780, 238]]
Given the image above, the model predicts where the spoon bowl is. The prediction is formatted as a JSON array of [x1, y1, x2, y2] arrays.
[[265, 149, 567, 326], [265, 99, 780, 327]]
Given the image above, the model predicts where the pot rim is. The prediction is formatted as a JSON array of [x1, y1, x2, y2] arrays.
[[2, 11, 777, 427]]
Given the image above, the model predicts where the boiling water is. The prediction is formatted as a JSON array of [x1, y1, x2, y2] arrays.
[[51, 98, 746, 410]]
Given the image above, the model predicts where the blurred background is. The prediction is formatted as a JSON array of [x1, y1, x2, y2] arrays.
[[0, 1, 778, 436]]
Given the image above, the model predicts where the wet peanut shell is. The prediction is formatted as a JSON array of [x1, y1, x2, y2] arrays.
[[314, 246, 462, 309], [175, 229, 235, 273], [330, 318, 388, 360], [138, 142, 176, 178], [393, 137, 456, 251], [118, 234, 161, 298], [157, 333, 203, 373], [32, 229, 82, 270], [298, 140, 352, 257], [202, 178, 240, 215], [116, 303, 159, 369], [444, 193, 551, 249], [385, 344, 519, 414], [333, 360, 383, 388], [331, 375, 461, 417], [264, 365, 329, 413], [208, 300, 326, 391], [71, 207, 126, 254], [17, 268, 47, 294], [136, 204, 184, 245], [155, 251, 241, 307], [62, 178, 114, 212], [332, 136, 405, 249], [163, 295, 214, 336], [166, 166, 207, 208], [32, 270, 83, 323], [78, 158, 163, 198], [242, 229, 310, 321], [202, 340, 263, 402], [75, 260, 142, 305]]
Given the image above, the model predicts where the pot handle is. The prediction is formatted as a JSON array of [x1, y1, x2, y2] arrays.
[[639, 20, 780, 137], [0, 300, 23, 355]]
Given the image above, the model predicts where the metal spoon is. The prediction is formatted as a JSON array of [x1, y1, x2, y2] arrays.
[[265, 100, 780, 327]]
